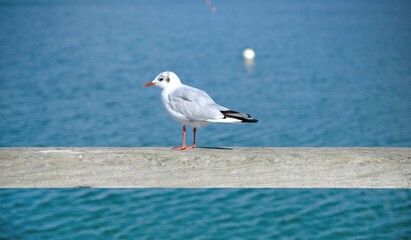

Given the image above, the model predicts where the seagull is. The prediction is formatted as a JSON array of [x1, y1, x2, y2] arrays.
[[143, 71, 258, 150]]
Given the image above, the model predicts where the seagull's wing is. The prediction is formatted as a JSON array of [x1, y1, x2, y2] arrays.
[[168, 85, 227, 121]]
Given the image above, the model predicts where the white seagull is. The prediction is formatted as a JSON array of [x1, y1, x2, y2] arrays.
[[143, 71, 258, 150]]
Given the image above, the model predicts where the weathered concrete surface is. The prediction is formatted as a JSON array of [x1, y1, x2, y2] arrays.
[[0, 147, 410, 188]]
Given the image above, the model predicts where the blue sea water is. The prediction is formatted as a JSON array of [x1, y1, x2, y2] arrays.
[[1, 1, 411, 239], [0, 0, 410, 147], [1, 189, 411, 239]]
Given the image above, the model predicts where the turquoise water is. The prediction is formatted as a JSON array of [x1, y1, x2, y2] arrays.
[[1, 189, 411, 239], [0, 0, 410, 147], [1, 1, 411, 239]]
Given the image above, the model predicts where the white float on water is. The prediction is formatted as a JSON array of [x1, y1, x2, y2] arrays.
[[243, 48, 255, 60]]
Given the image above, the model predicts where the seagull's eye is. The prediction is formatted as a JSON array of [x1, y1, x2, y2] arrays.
[[159, 78, 163, 81]]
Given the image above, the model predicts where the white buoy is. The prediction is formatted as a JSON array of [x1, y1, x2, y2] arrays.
[[243, 48, 255, 60]]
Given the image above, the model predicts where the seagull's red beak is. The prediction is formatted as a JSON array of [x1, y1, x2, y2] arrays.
[[143, 82, 155, 87]]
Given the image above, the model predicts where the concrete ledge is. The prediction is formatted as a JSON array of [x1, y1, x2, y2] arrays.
[[0, 147, 410, 188]]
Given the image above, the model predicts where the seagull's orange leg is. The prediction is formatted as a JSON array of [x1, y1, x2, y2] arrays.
[[172, 125, 187, 151], [186, 128, 196, 149]]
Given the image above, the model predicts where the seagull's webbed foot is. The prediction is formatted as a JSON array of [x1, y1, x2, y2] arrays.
[[172, 146, 187, 151], [186, 144, 196, 149]]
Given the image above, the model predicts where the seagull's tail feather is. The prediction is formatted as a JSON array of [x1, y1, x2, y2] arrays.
[[220, 110, 258, 123]]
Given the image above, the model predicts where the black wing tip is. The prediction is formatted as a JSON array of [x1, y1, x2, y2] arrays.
[[221, 110, 258, 123], [242, 118, 258, 123]]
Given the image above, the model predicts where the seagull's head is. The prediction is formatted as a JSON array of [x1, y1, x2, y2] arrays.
[[143, 71, 182, 89]]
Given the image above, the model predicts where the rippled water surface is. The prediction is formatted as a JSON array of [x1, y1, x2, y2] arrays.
[[1, 189, 410, 239], [1, 0, 410, 147]]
